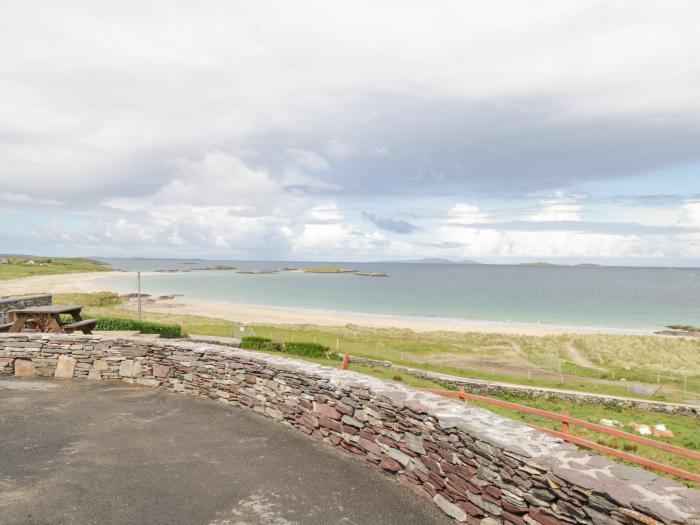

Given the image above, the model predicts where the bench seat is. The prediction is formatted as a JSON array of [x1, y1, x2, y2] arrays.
[[61, 319, 97, 334]]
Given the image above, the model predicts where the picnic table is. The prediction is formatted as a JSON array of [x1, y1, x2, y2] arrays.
[[2, 305, 97, 334]]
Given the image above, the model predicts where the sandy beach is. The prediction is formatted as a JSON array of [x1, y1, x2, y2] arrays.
[[0, 272, 653, 336]]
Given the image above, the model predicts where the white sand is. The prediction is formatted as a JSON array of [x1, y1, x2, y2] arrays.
[[0, 272, 653, 336]]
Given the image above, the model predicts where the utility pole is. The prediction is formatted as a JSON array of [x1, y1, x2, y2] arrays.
[[137, 271, 142, 321]]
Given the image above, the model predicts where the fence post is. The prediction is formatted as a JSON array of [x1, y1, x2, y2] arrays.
[[137, 271, 142, 321], [561, 409, 570, 435]]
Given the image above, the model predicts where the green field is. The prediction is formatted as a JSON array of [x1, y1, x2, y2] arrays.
[[0, 256, 109, 281]]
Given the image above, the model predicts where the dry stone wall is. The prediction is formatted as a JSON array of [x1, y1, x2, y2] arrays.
[[1, 333, 699, 525]]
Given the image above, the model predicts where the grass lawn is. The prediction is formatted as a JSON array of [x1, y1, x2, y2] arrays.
[[0, 257, 109, 281]]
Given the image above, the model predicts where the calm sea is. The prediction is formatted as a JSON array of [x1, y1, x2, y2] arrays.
[[97, 259, 700, 331]]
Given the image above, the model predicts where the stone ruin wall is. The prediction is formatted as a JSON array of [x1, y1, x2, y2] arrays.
[[1, 333, 699, 525], [0, 294, 52, 324]]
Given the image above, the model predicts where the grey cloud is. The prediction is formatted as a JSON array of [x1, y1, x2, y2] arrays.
[[362, 212, 419, 234], [264, 95, 700, 198]]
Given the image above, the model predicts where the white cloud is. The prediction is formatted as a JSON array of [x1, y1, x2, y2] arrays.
[[284, 149, 330, 173], [0, 192, 63, 206], [678, 200, 700, 229], [307, 201, 344, 222], [447, 203, 489, 225], [528, 192, 583, 222], [437, 225, 645, 259], [325, 140, 355, 159]]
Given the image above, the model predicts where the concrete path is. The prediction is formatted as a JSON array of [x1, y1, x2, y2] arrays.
[[0, 378, 450, 525]]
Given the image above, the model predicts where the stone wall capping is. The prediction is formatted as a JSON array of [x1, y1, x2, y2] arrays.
[[1, 332, 699, 524]]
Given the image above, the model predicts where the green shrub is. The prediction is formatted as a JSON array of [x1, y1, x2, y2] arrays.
[[241, 336, 273, 350], [94, 317, 181, 338], [283, 341, 331, 358]]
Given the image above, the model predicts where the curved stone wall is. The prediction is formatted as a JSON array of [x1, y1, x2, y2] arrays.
[[1, 333, 699, 525]]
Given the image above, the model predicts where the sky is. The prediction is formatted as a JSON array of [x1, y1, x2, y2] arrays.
[[1, 1, 699, 265]]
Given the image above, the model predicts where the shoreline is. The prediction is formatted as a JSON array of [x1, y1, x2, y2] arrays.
[[0, 271, 657, 336]]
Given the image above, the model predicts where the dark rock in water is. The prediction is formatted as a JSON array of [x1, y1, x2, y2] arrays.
[[657, 325, 700, 338]]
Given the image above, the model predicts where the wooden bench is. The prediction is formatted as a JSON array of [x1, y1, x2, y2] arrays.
[[0, 322, 13, 332], [61, 319, 97, 334]]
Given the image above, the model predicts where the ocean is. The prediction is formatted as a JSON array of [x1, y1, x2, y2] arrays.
[[97, 259, 700, 331]]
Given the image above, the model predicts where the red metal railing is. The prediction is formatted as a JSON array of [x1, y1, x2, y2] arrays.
[[422, 387, 700, 484]]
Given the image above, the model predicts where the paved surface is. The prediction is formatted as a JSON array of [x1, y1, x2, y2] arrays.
[[0, 378, 450, 525]]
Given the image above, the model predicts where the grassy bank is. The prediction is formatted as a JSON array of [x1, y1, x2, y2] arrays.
[[0, 257, 109, 281]]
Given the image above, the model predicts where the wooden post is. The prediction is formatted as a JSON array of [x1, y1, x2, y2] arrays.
[[336, 338, 339, 351], [137, 271, 142, 321], [562, 409, 570, 435], [340, 352, 350, 370], [459, 386, 466, 403]]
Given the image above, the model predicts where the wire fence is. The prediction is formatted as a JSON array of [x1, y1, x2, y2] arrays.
[[237, 323, 700, 397], [528, 353, 700, 394]]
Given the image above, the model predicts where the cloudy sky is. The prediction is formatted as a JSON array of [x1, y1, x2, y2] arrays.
[[1, 1, 699, 265]]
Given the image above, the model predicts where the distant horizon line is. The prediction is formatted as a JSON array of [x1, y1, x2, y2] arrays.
[[3, 253, 699, 270]]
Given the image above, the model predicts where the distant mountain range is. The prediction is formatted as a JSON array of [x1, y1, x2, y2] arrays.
[[394, 258, 483, 265], [518, 262, 606, 268], [392, 258, 610, 267]]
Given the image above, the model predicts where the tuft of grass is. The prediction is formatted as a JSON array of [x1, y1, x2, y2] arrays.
[[54, 292, 125, 307]]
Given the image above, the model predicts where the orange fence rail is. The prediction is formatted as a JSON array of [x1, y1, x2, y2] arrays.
[[422, 387, 700, 484]]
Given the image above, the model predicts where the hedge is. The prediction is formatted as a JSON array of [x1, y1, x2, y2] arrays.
[[94, 317, 181, 339], [240, 336, 273, 350], [283, 341, 331, 358]]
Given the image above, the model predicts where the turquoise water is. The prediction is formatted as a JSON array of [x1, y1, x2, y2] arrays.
[[99, 259, 700, 330]]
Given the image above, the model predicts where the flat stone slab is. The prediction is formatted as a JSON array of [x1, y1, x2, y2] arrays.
[[13, 360, 34, 377], [54, 355, 76, 378], [0, 378, 450, 525]]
